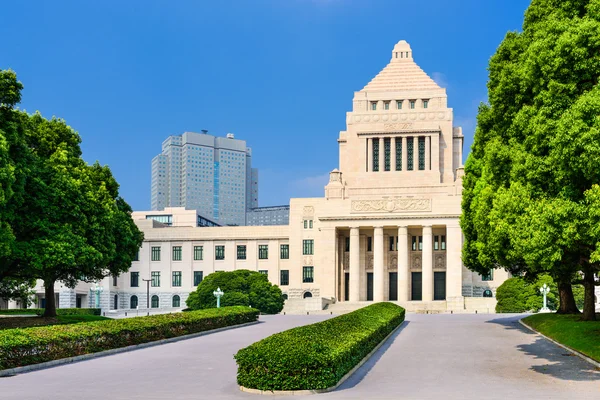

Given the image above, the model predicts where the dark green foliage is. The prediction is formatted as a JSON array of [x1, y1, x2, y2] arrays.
[[235, 303, 405, 391], [496, 275, 584, 312], [186, 270, 284, 314], [0, 306, 258, 370], [0, 308, 100, 316], [0, 314, 109, 330]]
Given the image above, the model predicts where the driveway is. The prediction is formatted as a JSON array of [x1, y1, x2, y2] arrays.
[[0, 314, 598, 400]]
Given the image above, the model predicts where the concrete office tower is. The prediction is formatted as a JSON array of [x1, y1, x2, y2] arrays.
[[151, 131, 258, 226]]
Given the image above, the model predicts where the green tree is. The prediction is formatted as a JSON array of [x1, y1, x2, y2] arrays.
[[0, 70, 144, 316], [186, 270, 284, 314], [461, 0, 600, 320]]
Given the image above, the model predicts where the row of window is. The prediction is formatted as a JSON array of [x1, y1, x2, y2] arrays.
[[370, 99, 429, 111], [148, 242, 314, 262], [371, 136, 427, 172], [129, 294, 180, 309], [345, 235, 447, 252], [303, 219, 314, 229], [128, 267, 314, 288]]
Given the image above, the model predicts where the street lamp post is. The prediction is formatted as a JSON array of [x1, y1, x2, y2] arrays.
[[539, 283, 551, 313], [142, 278, 151, 309], [213, 287, 224, 308], [90, 284, 104, 308]]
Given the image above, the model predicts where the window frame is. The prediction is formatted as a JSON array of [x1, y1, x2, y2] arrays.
[[258, 244, 269, 260], [280, 270, 289, 286], [237, 245, 247, 260], [193, 245, 203, 261], [172, 246, 182, 261], [215, 245, 225, 260], [302, 266, 314, 283], [481, 270, 494, 281], [151, 246, 161, 261], [302, 239, 314, 255], [172, 271, 182, 287], [280, 244, 289, 259], [151, 271, 160, 287], [130, 272, 139, 288], [193, 271, 203, 286]]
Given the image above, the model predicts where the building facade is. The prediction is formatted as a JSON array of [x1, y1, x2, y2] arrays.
[[246, 205, 290, 226], [151, 131, 258, 226]]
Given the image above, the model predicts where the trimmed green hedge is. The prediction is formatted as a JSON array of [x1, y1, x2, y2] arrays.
[[0, 306, 258, 370], [235, 302, 405, 391], [0, 308, 101, 316]]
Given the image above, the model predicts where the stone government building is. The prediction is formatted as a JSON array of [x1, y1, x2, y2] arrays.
[[9, 40, 559, 313]]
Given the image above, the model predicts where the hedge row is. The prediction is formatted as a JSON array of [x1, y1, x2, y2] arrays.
[[235, 302, 405, 391], [0, 306, 258, 370], [0, 308, 101, 316]]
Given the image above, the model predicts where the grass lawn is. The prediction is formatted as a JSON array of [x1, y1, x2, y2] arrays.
[[522, 313, 600, 363], [0, 314, 109, 330]]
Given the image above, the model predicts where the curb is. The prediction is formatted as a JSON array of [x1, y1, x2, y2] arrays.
[[0, 320, 260, 377], [239, 320, 406, 396], [518, 319, 600, 369]]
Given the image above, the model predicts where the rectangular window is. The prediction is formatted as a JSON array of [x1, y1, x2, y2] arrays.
[[280, 270, 289, 286], [371, 101, 377, 110], [389, 236, 395, 251], [481, 270, 493, 281], [151, 271, 160, 287], [193, 271, 203, 286], [418, 236, 423, 251], [395, 138, 402, 171], [259, 245, 269, 260], [303, 266, 314, 283], [215, 245, 225, 260], [441, 235, 446, 251], [367, 237, 372, 252], [407, 137, 414, 171], [373, 138, 379, 172], [133, 250, 139, 261], [410, 100, 416, 109], [303, 239, 314, 255], [418, 137, 425, 170], [397, 100, 403, 109], [434, 235, 439, 251], [412, 236, 417, 251], [280, 244, 289, 259], [194, 246, 203, 261], [130, 272, 139, 287], [304, 220, 308, 229], [151, 246, 161, 261], [384, 137, 391, 171], [237, 245, 247, 260], [259, 270, 268, 276], [384, 101, 390, 110], [172, 246, 182, 261], [345, 237, 350, 252], [423, 99, 429, 109], [172, 271, 182, 287], [309, 220, 313, 229], [113, 275, 117, 287]]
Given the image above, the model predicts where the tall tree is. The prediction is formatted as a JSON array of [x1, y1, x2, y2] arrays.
[[0, 70, 144, 316], [462, 0, 600, 320]]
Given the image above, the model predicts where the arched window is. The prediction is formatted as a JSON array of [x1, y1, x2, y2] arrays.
[[282, 294, 288, 300], [172, 295, 181, 308], [130, 295, 138, 309], [151, 295, 159, 308], [113, 294, 118, 310], [303, 291, 312, 299]]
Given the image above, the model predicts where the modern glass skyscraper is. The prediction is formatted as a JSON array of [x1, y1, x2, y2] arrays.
[[151, 131, 258, 226]]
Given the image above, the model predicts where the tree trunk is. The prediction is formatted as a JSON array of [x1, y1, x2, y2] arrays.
[[581, 269, 597, 322], [556, 281, 580, 314], [43, 280, 57, 318]]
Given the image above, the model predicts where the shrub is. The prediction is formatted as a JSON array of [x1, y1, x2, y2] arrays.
[[186, 270, 284, 314], [0, 308, 101, 316], [0, 306, 258, 370], [235, 302, 405, 391]]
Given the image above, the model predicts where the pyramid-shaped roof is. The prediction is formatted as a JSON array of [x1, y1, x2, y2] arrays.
[[361, 40, 441, 92]]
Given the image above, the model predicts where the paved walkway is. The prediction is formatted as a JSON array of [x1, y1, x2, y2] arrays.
[[1, 314, 598, 399]]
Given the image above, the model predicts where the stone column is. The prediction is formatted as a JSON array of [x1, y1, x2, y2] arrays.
[[349, 227, 360, 302], [446, 225, 463, 298], [398, 226, 409, 302], [390, 138, 396, 172], [425, 136, 431, 170], [402, 136, 408, 171], [422, 225, 433, 301], [374, 226, 384, 302], [367, 138, 372, 172], [339, 233, 346, 301]]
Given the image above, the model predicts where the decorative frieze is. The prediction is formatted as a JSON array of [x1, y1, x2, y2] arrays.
[[303, 256, 314, 265], [351, 198, 431, 213]]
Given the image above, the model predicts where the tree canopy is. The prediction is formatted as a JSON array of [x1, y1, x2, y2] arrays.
[[186, 270, 284, 314], [0, 70, 143, 316], [461, 0, 600, 320]]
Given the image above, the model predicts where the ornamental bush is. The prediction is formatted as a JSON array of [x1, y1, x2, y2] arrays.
[[0, 308, 100, 316], [0, 306, 258, 370], [235, 302, 405, 391], [186, 270, 284, 314]]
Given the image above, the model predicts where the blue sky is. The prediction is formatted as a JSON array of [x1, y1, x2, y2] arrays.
[[0, 0, 531, 211]]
